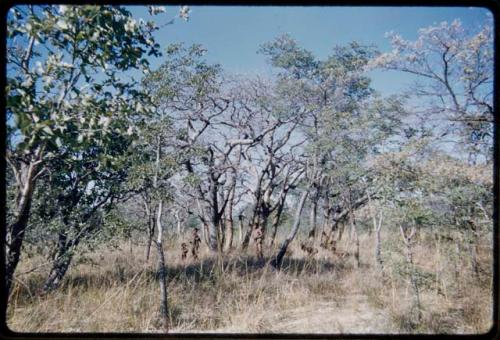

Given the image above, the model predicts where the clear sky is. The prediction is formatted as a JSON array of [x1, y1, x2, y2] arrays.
[[127, 5, 492, 95]]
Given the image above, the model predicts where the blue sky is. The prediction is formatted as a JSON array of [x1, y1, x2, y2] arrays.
[[127, 6, 492, 95]]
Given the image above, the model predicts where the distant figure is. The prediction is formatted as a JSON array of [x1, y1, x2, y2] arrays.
[[320, 232, 336, 252], [300, 243, 318, 258], [320, 231, 330, 248], [190, 228, 201, 260], [180, 242, 189, 261], [254, 226, 264, 260]]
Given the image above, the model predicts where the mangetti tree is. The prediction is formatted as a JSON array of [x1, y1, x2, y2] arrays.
[[5, 5, 169, 299]]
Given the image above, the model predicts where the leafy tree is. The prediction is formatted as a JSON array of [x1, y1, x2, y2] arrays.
[[6, 4, 162, 297], [259, 35, 403, 256]]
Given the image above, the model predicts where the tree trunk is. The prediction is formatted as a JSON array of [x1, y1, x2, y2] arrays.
[[207, 222, 219, 252], [216, 219, 225, 253], [145, 212, 155, 262], [242, 201, 260, 251], [202, 222, 210, 246], [155, 200, 169, 332], [5, 195, 33, 297], [226, 216, 234, 252], [336, 221, 344, 242], [238, 214, 244, 245], [309, 200, 318, 240], [43, 254, 73, 293], [175, 213, 182, 236], [5, 161, 37, 297], [256, 200, 271, 257], [350, 212, 360, 268], [241, 222, 254, 251], [271, 190, 309, 270], [43, 238, 74, 293], [400, 225, 421, 323], [308, 183, 320, 242], [320, 195, 332, 246], [375, 223, 382, 268], [368, 193, 383, 268], [43, 225, 85, 293], [225, 159, 238, 252], [269, 192, 287, 247]]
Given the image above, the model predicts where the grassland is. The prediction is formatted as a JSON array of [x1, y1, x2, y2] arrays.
[[6, 227, 492, 334]]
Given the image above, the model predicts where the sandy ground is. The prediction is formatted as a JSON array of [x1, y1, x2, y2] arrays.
[[196, 293, 396, 334], [270, 296, 395, 334]]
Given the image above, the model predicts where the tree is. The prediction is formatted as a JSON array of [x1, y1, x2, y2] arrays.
[[270, 189, 309, 270], [369, 19, 493, 163], [5, 5, 164, 298], [230, 77, 306, 255], [39, 123, 134, 292], [143, 43, 237, 253], [259, 35, 403, 256]]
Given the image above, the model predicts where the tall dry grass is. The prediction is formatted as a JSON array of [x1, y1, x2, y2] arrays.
[[6, 228, 493, 334]]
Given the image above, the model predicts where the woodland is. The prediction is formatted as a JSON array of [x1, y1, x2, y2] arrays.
[[5, 5, 494, 333]]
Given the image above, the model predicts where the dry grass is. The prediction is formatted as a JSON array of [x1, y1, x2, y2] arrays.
[[6, 229, 493, 334]]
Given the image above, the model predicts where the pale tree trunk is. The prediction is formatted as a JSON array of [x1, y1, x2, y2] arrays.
[[155, 200, 169, 332], [238, 214, 244, 245], [367, 193, 383, 268], [400, 225, 421, 324], [374, 219, 382, 268], [225, 215, 234, 252], [225, 146, 240, 252], [152, 137, 169, 331], [202, 222, 210, 246], [5, 33, 41, 300], [271, 191, 309, 270], [336, 221, 344, 242], [175, 212, 182, 237]]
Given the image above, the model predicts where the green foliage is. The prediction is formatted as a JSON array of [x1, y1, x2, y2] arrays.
[[7, 5, 160, 157], [258, 33, 318, 79], [143, 43, 222, 107]]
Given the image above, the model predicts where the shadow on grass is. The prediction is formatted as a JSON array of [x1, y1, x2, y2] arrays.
[[164, 254, 342, 283], [10, 253, 344, 304]]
